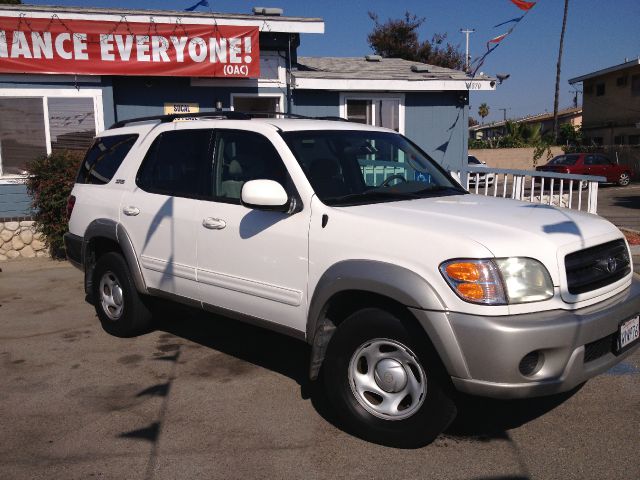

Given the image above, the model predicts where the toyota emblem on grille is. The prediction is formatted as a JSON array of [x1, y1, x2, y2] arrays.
[[606, 256, 617, 273]]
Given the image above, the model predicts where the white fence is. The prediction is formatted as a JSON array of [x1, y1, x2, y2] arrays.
[[455, 167, 606, 214]]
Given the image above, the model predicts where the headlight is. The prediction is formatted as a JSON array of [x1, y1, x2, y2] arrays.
[[440, 258, 553, 305], [493, 257, 554, 303]]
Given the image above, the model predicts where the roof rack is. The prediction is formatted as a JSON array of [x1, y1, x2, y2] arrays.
[[109, 111, 351, 129], [109, 111, 251, 129]]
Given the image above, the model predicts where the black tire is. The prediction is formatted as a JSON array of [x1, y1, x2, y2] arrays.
[[92, 252, 152, 337], [323, 307, 456, 448], [618, 172, 631, 186]]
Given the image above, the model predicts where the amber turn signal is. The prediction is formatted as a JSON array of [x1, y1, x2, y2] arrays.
[[445, 262, 481, 282], [456, 283, 485, 300]]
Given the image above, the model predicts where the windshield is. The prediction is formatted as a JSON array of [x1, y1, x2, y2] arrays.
[[281, 130, 465, 206], [468, 155, 483, 165], [548, 154, 579, 166]]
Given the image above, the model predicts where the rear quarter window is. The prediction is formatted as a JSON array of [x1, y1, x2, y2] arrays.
[[76, 134, 138, 185]]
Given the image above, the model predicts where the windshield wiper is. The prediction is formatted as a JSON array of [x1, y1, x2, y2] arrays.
[[414, 185, 465, 195], [324, 189, 421, 205]]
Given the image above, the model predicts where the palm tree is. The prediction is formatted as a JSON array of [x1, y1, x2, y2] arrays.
[[478, 103, 489, 124], [553, 0, 570, 142]]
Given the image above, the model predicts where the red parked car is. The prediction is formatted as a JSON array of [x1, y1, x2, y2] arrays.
[[536, 153, 633, 186]]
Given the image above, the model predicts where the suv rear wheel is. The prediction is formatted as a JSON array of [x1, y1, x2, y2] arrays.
[[92, 252, 152, 337], [323, 307, 456, 447]]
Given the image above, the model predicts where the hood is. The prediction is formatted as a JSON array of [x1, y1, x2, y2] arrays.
[[341, 194, 622, 284]]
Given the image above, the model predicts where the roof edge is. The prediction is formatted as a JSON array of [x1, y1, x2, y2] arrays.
[[0, 4, 323, 23], [568, 58, 640, 84]]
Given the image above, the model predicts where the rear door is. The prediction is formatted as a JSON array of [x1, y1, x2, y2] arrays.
[[120, 126, 214, 300]]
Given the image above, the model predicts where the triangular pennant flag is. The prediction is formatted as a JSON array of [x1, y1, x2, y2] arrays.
[[510, 0, 536, 10], [486, 32, 509, 50], [493, 15, 525, 28]]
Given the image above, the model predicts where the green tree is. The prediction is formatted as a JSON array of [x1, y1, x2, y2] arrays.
[[367, 12, 465, 70], [558, 123, 581, 145], [478, 103, 489, 124]]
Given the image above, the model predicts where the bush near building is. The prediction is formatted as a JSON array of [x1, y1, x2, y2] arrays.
[[26, 150, 82, 258]]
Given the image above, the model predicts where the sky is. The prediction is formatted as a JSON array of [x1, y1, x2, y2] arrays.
[[23, 0, 640, 123]]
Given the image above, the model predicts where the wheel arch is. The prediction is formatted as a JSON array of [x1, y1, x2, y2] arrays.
[[307, 260, 447, 380], [82, 219, 147, 296]]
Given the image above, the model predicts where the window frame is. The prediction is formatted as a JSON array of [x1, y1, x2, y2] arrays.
[[0, 87, 104, 182], [135, 128, 216, 200], [210, 128, 297, 206], [77, 133, 139, 185], [339, 93, 405, 134]]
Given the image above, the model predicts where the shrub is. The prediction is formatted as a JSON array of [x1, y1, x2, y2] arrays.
[[26, 150, 82, 258]]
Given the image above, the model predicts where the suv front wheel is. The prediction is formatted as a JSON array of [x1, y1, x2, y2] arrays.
[[323, 307, 456, 447], [92, 252, 152, 337]]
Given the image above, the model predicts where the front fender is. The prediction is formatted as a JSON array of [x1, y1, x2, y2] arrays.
[[306, 260, 462, 380]]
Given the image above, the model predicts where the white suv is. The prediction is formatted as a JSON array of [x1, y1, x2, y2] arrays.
[[65, 113, 640, 447]]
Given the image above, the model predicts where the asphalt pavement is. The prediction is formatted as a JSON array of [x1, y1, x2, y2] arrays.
[[1, 259, 639, 480]]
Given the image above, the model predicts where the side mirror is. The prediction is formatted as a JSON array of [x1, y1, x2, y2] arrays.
[[241, 179, 290, 212]]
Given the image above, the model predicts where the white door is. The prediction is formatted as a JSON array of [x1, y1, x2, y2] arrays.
[[196, 129, 310, 333], [120, 127, 215, 300]]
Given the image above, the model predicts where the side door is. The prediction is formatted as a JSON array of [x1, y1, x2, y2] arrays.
[[195, 128, 310, 334], [120, 127, 214, 300]]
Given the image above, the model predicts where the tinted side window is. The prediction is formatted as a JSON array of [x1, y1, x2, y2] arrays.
[[214, 130, 288, 203], [76, 134, 138, 185], [137, 129, 214, 198]]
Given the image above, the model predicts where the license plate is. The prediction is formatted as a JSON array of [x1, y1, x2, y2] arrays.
[[617, 314, 640, 352]]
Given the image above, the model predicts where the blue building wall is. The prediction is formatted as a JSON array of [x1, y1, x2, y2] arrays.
[[291, 90, 340, 118], [405, 91, 468, 171], [0, 75, 468, 217], [112, 76, 283, 122], [0, 183, 30, 218]]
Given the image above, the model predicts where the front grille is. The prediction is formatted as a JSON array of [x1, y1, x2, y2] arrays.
[[565, 240, 630, 295], [584, 333, 615, 363]]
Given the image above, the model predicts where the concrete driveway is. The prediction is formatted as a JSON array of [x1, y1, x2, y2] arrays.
[[1, 259, 639, 480]]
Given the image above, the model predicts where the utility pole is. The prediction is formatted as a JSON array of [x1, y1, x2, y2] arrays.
[[553, 0, 570, 142], [460, 28, 475, 73]]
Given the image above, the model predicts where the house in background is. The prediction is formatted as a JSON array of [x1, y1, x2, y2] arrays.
[[569, 58, 640, 146], [469, 107, 582, 140], [0, 4, 495, 225]]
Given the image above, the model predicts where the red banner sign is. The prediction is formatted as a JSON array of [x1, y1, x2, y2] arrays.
[[0, 16, 260, 78]]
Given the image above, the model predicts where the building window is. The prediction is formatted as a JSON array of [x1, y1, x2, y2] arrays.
[[341, 94, 404, 133], [628, 134, 640, 145], [0, 90, 102, 178], [346, 100, 372, 125], [616, 76, 627, 87], [632, 75, 640, 96], [231, 94, 283, 115], [0, 98, 47, 176], [613, 135, 624, 145], [596, 83, 605, 96], [591, 136, 603, 146]]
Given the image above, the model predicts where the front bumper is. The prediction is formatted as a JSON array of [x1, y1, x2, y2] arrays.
[[412, 276, 640, 399]]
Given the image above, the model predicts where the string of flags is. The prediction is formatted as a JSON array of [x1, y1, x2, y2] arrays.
[[471, 0, 537, 76], [185, 0, 210, 12]]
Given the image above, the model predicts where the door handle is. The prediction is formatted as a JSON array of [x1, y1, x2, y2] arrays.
[[202, 217, 226, 230], [123, 206, 140, 216]]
